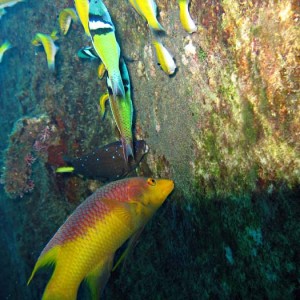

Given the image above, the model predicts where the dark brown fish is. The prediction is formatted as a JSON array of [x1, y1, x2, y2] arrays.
[[56, 140, 148, 181]]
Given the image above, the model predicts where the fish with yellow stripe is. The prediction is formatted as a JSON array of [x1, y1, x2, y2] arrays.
[[74, 0, 90, 36], [129, 0, 164, 32], [28, 177, 174, 300], [100, 58, 134, 161], [88, 0, 125, 98], [0, 40, 12, 63], [58, 8, 78, 35], [178, 0, 197, 33], [152, 38, 176, 75], [32, 31, 59, 71]]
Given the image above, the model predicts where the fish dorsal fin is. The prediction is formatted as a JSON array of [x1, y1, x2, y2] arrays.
[[112, 225, 145, 272], [85, 254, 114, 300], [27, 246, 59, 285]]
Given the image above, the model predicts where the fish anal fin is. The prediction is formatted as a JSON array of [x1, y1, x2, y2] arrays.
[[112, 226, 145, 272], [85, 254, 114, 300], [27, 246, 59, 285]]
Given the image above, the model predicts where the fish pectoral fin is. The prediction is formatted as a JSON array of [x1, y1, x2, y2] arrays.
[[27, 246, 58, 285], [85, 254, 114, 300], [99, 92, 109, 120], [50, 30, 59, 41], [100, 198, 137, 231], [112, 226, 145, 272]]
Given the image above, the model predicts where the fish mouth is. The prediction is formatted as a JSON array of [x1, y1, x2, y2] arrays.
[[159, 179, 175, 197]]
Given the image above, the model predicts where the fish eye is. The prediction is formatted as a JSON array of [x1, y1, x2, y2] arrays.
[[147, 178, 156, 186]]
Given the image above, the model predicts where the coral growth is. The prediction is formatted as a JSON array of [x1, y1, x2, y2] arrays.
[[1, 115, 62, 198]]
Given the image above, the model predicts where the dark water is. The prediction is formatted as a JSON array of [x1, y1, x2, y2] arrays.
[[1, 1, 299, 299]]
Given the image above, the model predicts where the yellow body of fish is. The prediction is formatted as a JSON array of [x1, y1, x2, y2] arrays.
[[32, 32, 59, 70], [74, 0, 90, 36], [28, 177, 174, 300], [178, 0, 197, 33], [59, 8, 78, 35], [0, 40, 12, 63], [153, 40, 177, 75], [129, 0, 164, 32], [0, 0, 25, 10]]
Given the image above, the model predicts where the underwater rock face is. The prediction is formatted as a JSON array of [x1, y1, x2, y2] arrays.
[[124, 0, 300, 201], [1, 0, 299, 201], [0, 0, 299, 299]]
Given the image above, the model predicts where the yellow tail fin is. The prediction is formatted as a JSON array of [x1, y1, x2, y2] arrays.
[[27, 247, 58, 285]]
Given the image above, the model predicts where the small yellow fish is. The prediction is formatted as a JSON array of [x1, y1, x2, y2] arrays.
[[28, 177, 174, 300], [74, 0, 90, 36], [0, 40, 12, 63], [129, 0, 164, 32], [0, 0, 25, 10], [58, 8, 78, 35], [153, 39, 177, 75], [97, 62, 106, 79], [178, 0, 197, 33], [32, 31, 59, 71]]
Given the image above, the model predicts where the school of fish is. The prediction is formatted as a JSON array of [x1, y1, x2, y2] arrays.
[[1, 0, 198, 298]]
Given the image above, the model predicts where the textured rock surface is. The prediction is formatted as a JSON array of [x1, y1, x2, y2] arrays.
[[0, 0, 299, 298]]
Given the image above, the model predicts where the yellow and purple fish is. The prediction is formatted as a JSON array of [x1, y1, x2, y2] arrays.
[[28, 177, 174, 300], [88, 0, 125, 98], [129, 0, 164, 32], [58, 8, 78, 35], [178, 0, 197, 33], [0, 40, 12, 63], [0, 0, 25, 10], [32, 31, 59, 71], [56, 140, 149, 181]]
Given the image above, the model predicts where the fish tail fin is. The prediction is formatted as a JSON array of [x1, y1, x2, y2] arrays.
[[85, 255, 114, 300], [121, 138, 134, 162], [3, 40, 12, 51], [27, 247, 58, 286], [48, 60, 56, 71], [149, 20, 165, 33], [55, 166, 75, 173], [111, 73, 125, 98], [48, 44, 59, 71]]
